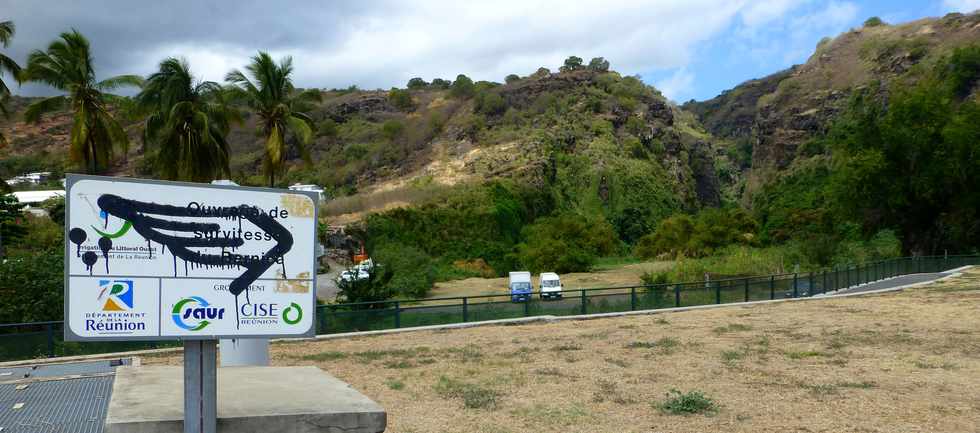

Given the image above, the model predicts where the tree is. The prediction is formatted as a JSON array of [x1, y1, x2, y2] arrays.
[[225, 52, 321, 187], [504, 74, 520, 84], [828, 48, 980, 253], [336, 261, 394, 304], [560, 56, 584, 73], [0, 193, 26, 257], [863, 16, 884, 27], [0, 20, 22, 148], [20, 30, 142, 174], [532, 67, 551, 78], [430, 78, 451, 89], [450, 74, 475, 99], [515, 214, 618, 273], [406, 77, 428, 89], [588, 57, 610, 72], [136, 57, 239, 182]]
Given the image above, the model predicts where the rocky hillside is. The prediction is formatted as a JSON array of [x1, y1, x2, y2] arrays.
[[684, 11, 980, 204], [2, 67, 725, 226]]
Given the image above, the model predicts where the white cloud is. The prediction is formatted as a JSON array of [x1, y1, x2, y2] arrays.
[[655, 68, 695, 102], [943, 0, 980, 12], [740, 0, 810, 27]]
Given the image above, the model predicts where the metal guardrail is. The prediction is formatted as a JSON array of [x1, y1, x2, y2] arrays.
[[1, 255, 976, 362]]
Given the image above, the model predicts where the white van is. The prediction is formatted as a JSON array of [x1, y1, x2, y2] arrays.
[[539, 272, 562, 299]]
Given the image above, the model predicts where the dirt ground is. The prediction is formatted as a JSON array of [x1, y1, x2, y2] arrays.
[[145, 269, 980, 433], [426, 260, 675, 301]]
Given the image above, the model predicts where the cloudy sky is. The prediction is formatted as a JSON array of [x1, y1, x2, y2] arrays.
[[3, 0, 979, 101]]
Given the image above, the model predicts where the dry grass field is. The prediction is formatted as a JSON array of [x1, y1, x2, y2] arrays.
[[146, 269, 980, 433]]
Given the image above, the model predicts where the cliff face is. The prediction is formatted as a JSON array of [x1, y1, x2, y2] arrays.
[[685, 12, 980, 204]]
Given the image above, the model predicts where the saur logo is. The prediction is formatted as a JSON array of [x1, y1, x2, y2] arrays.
[[172, 296, 225, 331], [98, 280, 134, 311]]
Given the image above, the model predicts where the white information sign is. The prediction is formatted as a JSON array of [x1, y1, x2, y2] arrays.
[[64, 175, 317, 341]]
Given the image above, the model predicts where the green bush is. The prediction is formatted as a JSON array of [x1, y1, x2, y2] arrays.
[[504, 74, 520, 84], [450, 74, 475, 99], [635, 208, 757, 259], [863, 16, 885, 27], [381, 120, 405, 140], [515, 213, 618, 273], [406, 77, 428, 89], [373, 242, 434, 298], [0, 248, 64, 323], [657, 389, 718, 415], [387, 88, 415, 111], [474, 90, 506, 115]]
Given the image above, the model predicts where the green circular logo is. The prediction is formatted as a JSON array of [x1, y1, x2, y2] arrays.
[[282, 302, 303, 325]]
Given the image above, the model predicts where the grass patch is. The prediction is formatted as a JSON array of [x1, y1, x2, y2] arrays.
[[914, 359, 959, 370], [385, 379, 405, 390], [838, 381, 876, 389], [434, 376, 500, 410], [592, 379, 635, 404], [445, 345, 484, 362], [300, 351, 348, 361], [551, 343, 583, 352], [784, 350, 830, 360], [657, 389, 718, 415], [721, 350, 745, 365], [713, 323, 753, 334], [800, 383, 838, 396], [511, 403, 589, 425], [625, 337, 680, 354], [604, 357, 630, 368], [383, 360, 414, 369]]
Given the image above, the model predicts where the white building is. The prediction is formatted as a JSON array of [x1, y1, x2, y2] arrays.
[[288, 183, 326, 202], [10, 190, 65, 217], [5, 172, 53, 186]]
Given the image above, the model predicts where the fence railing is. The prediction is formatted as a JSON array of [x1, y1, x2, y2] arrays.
[[1, 255, 976, 362]]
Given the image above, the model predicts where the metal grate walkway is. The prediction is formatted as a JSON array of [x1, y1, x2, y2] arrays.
[[0, 360, 123, 433]]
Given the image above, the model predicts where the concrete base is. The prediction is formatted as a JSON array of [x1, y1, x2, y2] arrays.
[[106, 366, 386, 433]]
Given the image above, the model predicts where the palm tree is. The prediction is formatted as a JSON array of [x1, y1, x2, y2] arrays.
[[225, 52, 320, 187], [0, 20, 22, 148], [20, 29, 141, 173], [136, 57, 239, 182]]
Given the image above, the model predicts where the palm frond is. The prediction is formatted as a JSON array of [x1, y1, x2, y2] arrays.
[[286, 115, 313, 164], [97, 74, 143, 91], [24, 95, 66, 123], [0, 21, 14, 48]]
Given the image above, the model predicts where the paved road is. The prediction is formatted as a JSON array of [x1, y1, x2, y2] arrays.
[[834, 272, 948, 295]]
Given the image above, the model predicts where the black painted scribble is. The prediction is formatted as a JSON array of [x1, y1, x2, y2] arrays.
[[96, 194, 293, 299], [98, 237, 113, 273], [82, 251, 98, 275], [69, 228, 87, 257]]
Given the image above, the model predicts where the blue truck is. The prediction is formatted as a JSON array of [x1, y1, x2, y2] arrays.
[[509, 271, 532, 302]]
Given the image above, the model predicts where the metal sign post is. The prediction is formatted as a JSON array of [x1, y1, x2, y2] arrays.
[[62, 174, 318, 433], [184, 340, 217, 433]]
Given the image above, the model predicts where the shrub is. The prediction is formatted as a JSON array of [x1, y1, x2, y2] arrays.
[[335, 261, 395, 304], [317, 118, 339, 138], [474, 90, 506, 115], [450, 74, 475, 99], [532, 67, 551, 78], [373, 242, 434, 298], [504, 74, 520, 84], [515, 214, 618, 273], [381, 120, 405, 140], [635, 214, 694, 259], [0, 248, 64, 323], [387, 88, 415, 111], [657, 389, 717, 415], [863, 16, 884, 27]]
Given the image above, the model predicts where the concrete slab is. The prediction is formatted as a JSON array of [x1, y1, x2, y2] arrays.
[[106, 366, 385, 433]]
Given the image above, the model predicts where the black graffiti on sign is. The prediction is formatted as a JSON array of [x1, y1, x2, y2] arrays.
[[94, 194, 294, 297]]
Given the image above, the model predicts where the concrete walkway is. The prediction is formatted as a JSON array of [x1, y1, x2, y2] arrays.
[[834, 272, 948, 295]]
